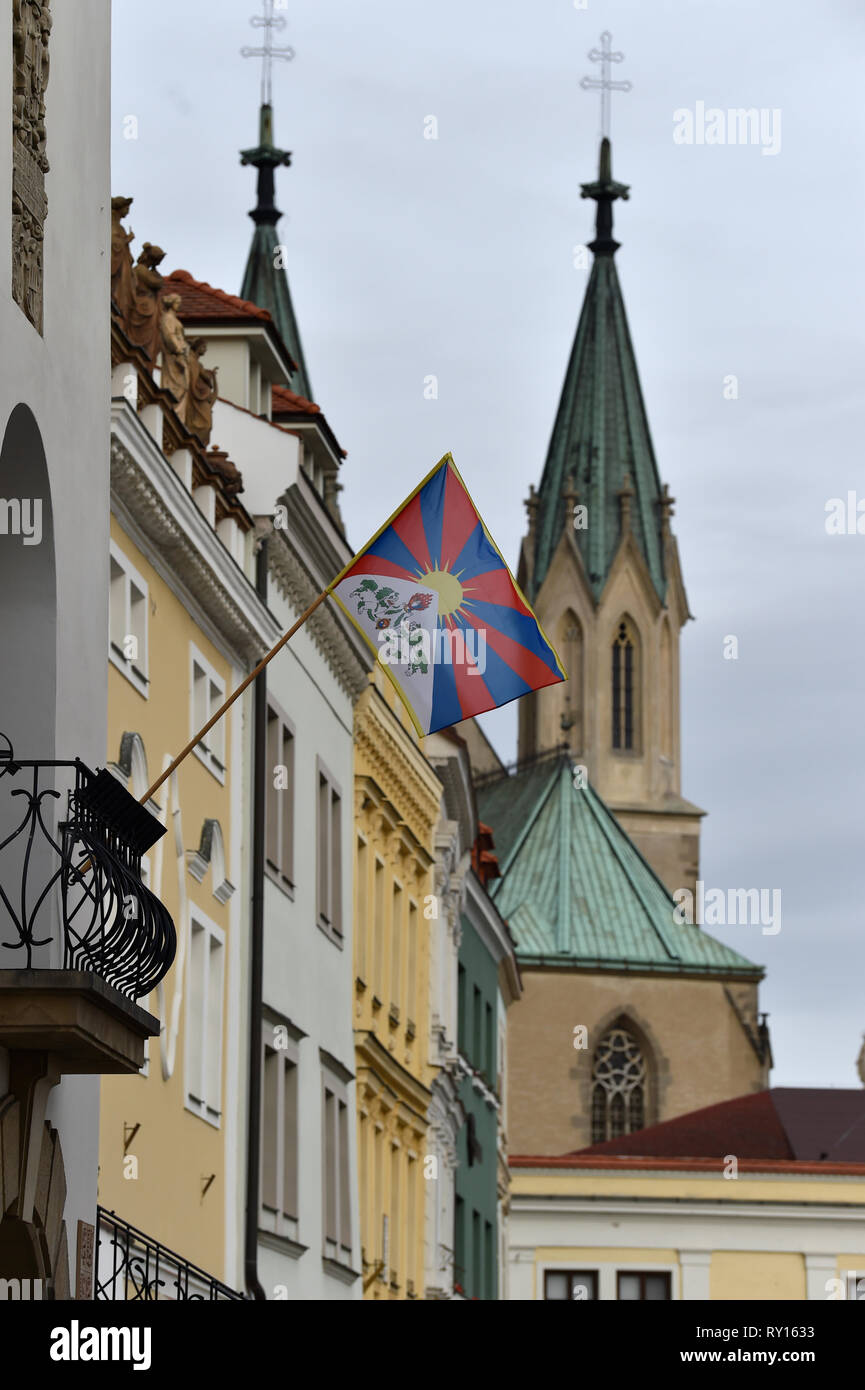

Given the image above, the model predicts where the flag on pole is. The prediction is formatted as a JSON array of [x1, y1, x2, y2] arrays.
[[331, 454, 565, 737]]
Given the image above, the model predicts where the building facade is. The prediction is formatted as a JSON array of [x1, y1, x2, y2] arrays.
[[0, 0, 136, 1300], [509, 1090, 865, 1301], [99, 211, 272, 1295]]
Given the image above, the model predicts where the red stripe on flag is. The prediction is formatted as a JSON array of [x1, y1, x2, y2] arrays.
[[342, 553, 417, 583], [462, 609, 563, 691], [390, 490, 434, 574], [461, 567, 533, 616], [447, 622, 496, 720], [440, 463, 482, 572]]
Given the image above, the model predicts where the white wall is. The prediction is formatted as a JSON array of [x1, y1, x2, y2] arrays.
[[0, 0, 112, 1276]]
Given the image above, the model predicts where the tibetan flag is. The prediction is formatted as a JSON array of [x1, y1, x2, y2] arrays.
[[330, 454, 565, 736]]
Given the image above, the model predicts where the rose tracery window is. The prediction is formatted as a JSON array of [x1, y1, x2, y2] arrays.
[[591, 1026, 648, 1143]]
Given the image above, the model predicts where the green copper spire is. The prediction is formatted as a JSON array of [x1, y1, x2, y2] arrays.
[[240, 102, 313, 400], [529, 139, 666, 602]]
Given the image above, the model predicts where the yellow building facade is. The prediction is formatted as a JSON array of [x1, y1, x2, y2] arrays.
[[353, 668, 444, 1299], [97, 275, 274, 1291], [509, 1159, 865, 1301]]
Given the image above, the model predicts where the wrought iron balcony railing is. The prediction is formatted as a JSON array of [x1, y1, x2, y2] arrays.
[[95, 1207, 245, 1301], [0, 733, 175, 1001]]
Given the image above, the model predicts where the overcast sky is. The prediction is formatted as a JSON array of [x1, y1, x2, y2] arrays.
[[112, 0, 865, 1090]]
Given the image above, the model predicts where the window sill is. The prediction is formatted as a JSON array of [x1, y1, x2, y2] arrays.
[[192, 742, 226, 784], [184, 1097, 221, 1129], [316, 917, 344, 951], [322, 1254, 360, 1286], [109, 647, 149, 699], [258, 1228, 307, 1262], [264, 863, 295, 901]]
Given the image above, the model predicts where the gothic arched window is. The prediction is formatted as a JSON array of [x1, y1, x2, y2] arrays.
[[612, 618, 639, 751], [558, 610, 583, 752], [591, 1025, 648, 1144]]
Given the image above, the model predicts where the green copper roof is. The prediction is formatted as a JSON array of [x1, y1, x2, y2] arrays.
[[477, 755, 761, 978], [240, 103, 313, 401], [530, 139, 665, 603]]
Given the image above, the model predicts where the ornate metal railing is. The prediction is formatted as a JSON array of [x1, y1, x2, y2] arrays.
[[0, 733, 175, 1000], [95, 1208, 245, 1301]]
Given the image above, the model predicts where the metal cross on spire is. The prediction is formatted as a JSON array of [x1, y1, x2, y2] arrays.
[[580, 31, 631, 139], [241, 0, 294, 107]]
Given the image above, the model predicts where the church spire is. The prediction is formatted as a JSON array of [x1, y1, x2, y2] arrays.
[[527, 135, 666, 603], [239, 3, 313, 400]]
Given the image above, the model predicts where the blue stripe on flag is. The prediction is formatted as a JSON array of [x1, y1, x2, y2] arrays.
[[430, 649, 463, 732], [468, 600, 562, 676], [418, 465, 447, 567]]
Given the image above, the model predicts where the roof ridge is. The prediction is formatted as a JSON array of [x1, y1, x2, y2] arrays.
[[166, 268, 273, 323], [493, 757, 567, 884]]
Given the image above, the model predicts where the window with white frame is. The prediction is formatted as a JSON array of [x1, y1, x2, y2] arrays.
[[266, 700, 295, 892], [185, 912, 225, 1124], [321, 1067, 352, 1265], [109, 542, 149, 696], [190, 644, 226, 782], [316, 761, 342, 944], [260, 1018, 299, 1243]]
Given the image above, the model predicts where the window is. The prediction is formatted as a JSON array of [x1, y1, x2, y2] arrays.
[[260, 1021, 299, 1242], [266, 701, 294, 892], [390, 882, 403, 1012], [617, 1271, 671, 1301], [316, 762, 342, 944], [558, 611, 583, 751], [373, 859, 385, 1001], [406, 1153, 417, 1295], [454, 1195, 465, 1290], [484, 1220, 494, 1301], [389, 1144, 401, 1288], [591, 1024, 648, 1144], [485, 1002, 494, 1085], [611, 618, 638, 751], [322, 1070, 352, 1265], [185, 913, 224, 1124], [544, 1270, 598, 1300], [190, 644, 226, 781], [109, 542, 148, 696], [406, 900, 418, 1028], [457, 965, 466, 1046], [356, 837, 369, 983], [472, 986, 482, 1068]]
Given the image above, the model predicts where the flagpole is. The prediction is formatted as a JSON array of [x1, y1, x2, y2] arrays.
[[139, 583, 332, 806]]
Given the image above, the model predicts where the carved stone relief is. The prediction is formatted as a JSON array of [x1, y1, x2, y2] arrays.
[[12, 0, 51, 333]]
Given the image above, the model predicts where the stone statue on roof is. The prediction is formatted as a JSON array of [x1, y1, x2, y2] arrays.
[[185, 337, 218, 446], [128, 242, 165, 363], [159, 292, 190, 417], [110, 196, 135, 327]]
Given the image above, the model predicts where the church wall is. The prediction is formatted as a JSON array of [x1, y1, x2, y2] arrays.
[[508, 968, 766, 1157], [614, 812, 702, 902]]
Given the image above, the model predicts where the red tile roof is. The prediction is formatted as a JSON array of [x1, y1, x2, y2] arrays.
[[573, 1091, 792, 1162], [536, 1088, 865, 1165], [163, 269, 273, 324], [272, 383, 321, 416]]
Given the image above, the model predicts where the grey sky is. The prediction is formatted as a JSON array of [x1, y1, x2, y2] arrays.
[[112, 0, 865, 1089]]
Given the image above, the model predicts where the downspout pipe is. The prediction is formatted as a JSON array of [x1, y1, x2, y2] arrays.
[[245, 537, 269, 1301]]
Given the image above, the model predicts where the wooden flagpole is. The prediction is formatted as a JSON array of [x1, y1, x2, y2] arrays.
[[139, 584, 332, 806]]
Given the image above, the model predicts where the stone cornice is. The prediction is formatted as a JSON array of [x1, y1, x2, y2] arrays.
[[260, 518, 370, 703], [110, 401, 280, 667], [355, 689, 443, 848]]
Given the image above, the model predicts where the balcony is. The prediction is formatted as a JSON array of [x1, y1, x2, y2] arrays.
[[95, 1208, 244, 1301], [0, 734, 176, 1075]]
